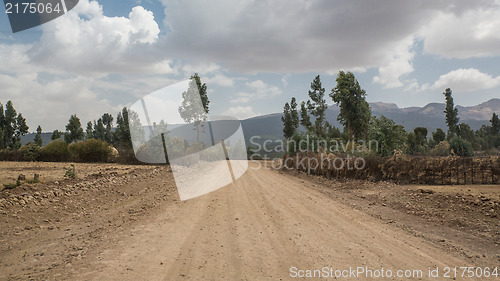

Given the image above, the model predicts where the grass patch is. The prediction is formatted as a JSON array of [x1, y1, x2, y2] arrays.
[[25, 178, 41, 184], [2, 180, 21, 191]]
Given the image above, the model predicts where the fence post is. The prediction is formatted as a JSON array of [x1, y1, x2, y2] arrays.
[[471, 159, 474, 184]]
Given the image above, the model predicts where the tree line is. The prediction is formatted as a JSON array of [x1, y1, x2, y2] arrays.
[[282, 71, 500, 157], [0, 73, 210, 164], [0, 101, 29, 149]]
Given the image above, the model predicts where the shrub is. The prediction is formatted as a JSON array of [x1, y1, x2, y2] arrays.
[[20, 143, 42, 161], [2, 180, 21, 191], [115, 147, 141, 164], [0, 149, 24, 161], [41, 139, 70, 162], [429, 140, 450, 156], [63, 164, 77, 179], [68, 139, 111, 162], [449, 136, 473, 157]]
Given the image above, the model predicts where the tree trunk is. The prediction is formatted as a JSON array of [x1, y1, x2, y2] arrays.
[[347, 119, 352, 141]]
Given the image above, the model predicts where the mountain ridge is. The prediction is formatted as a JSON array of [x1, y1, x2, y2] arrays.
[[20, 99, 499, 146], [241, 98, 499, 143]]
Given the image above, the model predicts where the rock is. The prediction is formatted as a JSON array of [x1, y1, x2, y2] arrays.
[[17, 174, 26, 181], [418, 189, 435, 194]]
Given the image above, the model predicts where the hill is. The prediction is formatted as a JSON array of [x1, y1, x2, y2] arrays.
[[241, 98, 500, 143], [20, 99, 500, 146]]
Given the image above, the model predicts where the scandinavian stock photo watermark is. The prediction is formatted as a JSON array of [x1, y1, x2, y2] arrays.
[[289, 266, 500, 279], [247, 135, 379, 172]]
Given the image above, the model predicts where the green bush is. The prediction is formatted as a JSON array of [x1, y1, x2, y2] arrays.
[[41, 139, 70, 162], [0, 149, 24, 161], [429, 140, 450, 156], [63, 164, 77, 179], [449, 136, 473, 157], [20, 143, 41, 161], [68, 139, 111, 162]]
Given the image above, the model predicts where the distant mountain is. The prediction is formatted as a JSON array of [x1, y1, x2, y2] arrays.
[[20, 133, 55, 147], [19, 99, 500, 147], [241, 98, 500, 143]]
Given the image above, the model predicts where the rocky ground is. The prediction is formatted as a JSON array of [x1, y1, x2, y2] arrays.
[[0, 163, 172, 280], [281, 168, 500, 264], [0, 161, 499, 280]]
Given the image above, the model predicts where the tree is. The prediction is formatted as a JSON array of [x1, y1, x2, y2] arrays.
[[490, 113, 499, 135], [114, 107, 132, 149], [281, 102, 295, 139], [0, 101, 29, 149], [290, 97, 299, 132], [12, 113, 28, 149], [449, 135, 473, 157], [458, 123, 475, 144], [324, 121, 343, 139], [299, 101, 312, 132], [443, 88, 459, 137], [51, 129, 63, 140], [86, 121, 94, 140], [178, 73, 210, 143], [413, 127, 428, 146], [307, 75, 327, 137], [65, 114, 84, 143], [368, 115, 407, 156], [127, 109, 145, 149], [102, 113, 114, 143], [93, 119, 106, 141], [330, 71, 371, 140], [406, 132, 419, 155], [34, 125, 43, 146], [432, 128, 446, 144], [4, 101, 17, 148]]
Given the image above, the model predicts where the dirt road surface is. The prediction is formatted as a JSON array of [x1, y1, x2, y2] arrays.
[[1, 161, 498, 280]]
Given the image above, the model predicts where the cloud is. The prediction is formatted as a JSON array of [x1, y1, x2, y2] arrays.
[[421, 4, 500, 59], [221, 106, 259, 120], [28, 0, 166, 75], [0, 72, 121, 131], [161, 0, 446, 74], [373, 36, 416, 88], [230, 80, 282, 104], [205, 74, 234, 87], [181, 63, 221, 76], [429, 68, 500, 92]]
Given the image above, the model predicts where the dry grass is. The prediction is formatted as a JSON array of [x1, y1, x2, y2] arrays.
[[0, 161, 155, 186]]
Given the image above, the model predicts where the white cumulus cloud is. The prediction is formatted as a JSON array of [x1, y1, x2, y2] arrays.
[[429, 68, 500, 92], [230, 80, 282, 104], [28, 0, 165, 75], [222, 106, 259, 120], [421, 5, 500, 59]]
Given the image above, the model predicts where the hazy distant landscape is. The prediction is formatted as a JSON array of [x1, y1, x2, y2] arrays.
[[20, 98, 500, 146], [242, 98, 500, 144]]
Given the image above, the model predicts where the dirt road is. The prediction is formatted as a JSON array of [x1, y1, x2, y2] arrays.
[[1, 162, 498, 280]]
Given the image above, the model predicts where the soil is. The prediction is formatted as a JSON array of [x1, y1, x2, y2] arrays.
[[0, 161, 499, 280]]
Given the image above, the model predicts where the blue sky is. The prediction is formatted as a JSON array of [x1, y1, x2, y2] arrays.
[[1, 0, 500, 131]]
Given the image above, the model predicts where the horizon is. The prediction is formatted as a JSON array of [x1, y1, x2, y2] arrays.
[[21, 97, 500, 134]]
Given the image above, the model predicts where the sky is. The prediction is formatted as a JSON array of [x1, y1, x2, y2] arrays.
[[1, 0, 500, 132]]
